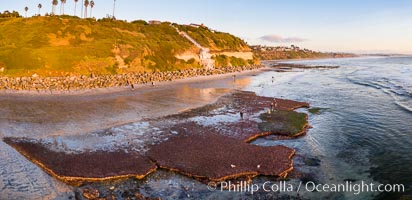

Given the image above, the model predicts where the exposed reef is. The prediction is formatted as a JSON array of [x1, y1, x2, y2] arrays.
[[3, 90, 311, 187], [167, 91, 309, 142], [3, 138, 157, 186], [271, 63, 340, 69], [258, 111, 309, 137], [147, 131, 295, 182]]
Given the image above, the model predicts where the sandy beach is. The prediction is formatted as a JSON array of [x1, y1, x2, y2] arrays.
[[0, 68, 264, 137]]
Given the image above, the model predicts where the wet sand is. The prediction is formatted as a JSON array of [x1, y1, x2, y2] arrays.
[[0, 68, 263, 138]]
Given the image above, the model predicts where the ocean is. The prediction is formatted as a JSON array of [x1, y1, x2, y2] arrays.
[[249, 56, 412, 199]]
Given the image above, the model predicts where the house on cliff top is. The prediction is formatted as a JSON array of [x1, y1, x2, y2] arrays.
[[149, 20, 161, 25]]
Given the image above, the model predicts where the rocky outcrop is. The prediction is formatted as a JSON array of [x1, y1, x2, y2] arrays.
[[0, 65, 262, 92]]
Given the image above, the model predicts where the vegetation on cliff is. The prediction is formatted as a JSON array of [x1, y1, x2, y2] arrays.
[[0, 16, 252, 77], [213, 54, 257, 68], [175, 24, 250, 53]]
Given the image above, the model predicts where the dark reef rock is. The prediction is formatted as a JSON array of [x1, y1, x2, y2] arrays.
[[3, 137, 157, 186], [147, 133, 295, 182]]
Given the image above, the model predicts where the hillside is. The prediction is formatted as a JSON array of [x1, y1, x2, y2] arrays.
[[0, 16, 253, 77]]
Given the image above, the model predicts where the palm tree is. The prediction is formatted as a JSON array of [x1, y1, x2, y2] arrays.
[[112, 0, 116, 19], [74, 0, 79, 16], [52, 0, 58, 15], [84, 0, 89, 18], [62, 0, 67, 14], [81, 0, 84, 18], [38, 4, 42, 15], [24, 6, 28, 17], [90, 0, 94, 18], [60, 0, 66, 15]]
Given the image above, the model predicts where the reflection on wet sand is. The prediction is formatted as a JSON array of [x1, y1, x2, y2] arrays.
[[232, 77, 252, 88], [0, 87, 233, 138]]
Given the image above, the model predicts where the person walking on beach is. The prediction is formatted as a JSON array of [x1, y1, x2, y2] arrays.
[[127, 80, 134, 90]]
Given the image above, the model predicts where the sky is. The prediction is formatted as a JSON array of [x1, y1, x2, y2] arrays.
[[1, 0, 412, 54]]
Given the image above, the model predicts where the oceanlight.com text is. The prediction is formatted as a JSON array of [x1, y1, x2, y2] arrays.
[[207, 181, 405, 195]]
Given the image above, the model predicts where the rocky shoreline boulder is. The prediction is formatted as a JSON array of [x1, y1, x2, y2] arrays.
[[0, 65, 262, 92]]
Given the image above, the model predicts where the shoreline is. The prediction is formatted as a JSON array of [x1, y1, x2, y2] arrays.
[[0, 66, 264, 97], [0, 66, 269, 138], [0, 56, 361, 97]]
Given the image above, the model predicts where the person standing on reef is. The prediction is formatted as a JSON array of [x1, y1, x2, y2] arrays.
[[240, 111, 244, 119], [270, 102, 274, 111]]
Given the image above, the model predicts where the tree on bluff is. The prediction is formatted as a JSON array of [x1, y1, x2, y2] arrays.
[[0, 10, 21, 18]]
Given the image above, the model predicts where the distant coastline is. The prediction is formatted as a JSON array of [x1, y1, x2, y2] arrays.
[[251, 45, 357, 60]]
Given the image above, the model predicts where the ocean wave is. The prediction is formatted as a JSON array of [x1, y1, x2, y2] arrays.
[[395, 101, 412, 113], [346, 75, 381, 89], [347, 75, 412, 113], [389, 90, 412, 113]]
